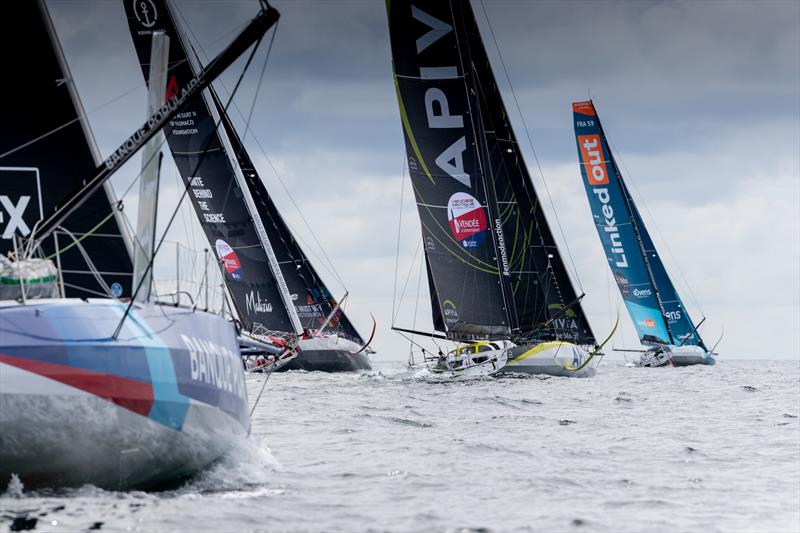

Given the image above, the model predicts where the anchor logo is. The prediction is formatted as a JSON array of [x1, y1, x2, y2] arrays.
[[133, 0, 158, 28]]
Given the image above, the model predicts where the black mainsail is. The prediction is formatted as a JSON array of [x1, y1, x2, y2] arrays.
[[388, 0, 595, 345], [124, 0, 363, 344], [0, 1, 133, 298]]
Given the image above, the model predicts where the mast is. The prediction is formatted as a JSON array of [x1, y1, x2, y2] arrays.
[[133, 31, 169, 303]]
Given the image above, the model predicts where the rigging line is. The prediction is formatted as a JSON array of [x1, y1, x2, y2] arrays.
[[477, 0, 584, 291], [391, 159, 408, 322], [239, 20, 278, 149], [605, 136, 705, 317], [174, 7, 346, 289], [393, 239, 422, 324], [113, 30, 266, 339]]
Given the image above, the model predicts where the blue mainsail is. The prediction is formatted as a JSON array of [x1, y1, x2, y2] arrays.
[[572, 100, 704, 348]]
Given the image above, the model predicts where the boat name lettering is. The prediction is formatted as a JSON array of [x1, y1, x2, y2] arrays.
[[181, 334, 245, 399], [246, 290, 273, 314], [591, 188, 628, 268], [412, 6, 470, 188], [494, 218, 510, 276]]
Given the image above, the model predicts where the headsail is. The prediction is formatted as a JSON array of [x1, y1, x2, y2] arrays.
[[123, 0, 295, 335], [572, 100, 704, 348], [388, 0, 594, 344], [0, 1, 133, 298]]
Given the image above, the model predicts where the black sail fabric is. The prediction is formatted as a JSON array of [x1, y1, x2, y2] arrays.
[[123, 0, 294, 334], [0, 1, 133, 298], [208, 88, 364, 344], [388, 0, 511, 339], [457, 1, 596, 345]]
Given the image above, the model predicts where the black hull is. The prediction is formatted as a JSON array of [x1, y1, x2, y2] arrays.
[[277, 349, 372, 373]]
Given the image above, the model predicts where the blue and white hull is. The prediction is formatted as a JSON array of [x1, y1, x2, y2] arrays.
[[0, 299, 249, 489], [636, 344, 716, 367]]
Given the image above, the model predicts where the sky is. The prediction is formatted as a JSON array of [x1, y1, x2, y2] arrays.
[[47, 0, 799, 361]]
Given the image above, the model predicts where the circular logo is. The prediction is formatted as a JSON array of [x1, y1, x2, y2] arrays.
[[111, 282, 123, 298], [447, 192, 487, 249], [133, 0, 158, 28], [215, 239, 242, 280]]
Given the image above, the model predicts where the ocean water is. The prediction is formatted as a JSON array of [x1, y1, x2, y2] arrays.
[[1, 359, 798, 532]]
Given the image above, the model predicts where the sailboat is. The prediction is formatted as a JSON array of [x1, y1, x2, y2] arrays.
[[123, 0, 374, 373], [387, 0, 611, 377], [0, 0, 277, 489], [572, 100, 717, 367]]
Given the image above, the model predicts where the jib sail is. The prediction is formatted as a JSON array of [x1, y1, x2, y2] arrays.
[[572, 100, 704, 348], [123, 0, 296, 335], [388, 0, 594, 344], [0, 0, 133, 298]]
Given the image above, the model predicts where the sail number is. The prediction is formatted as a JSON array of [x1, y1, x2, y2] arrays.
[[576, 120, 595, 127]]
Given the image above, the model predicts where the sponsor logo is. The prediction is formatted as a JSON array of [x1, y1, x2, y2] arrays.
[[594, 189, 628, 269], [577, 134, 609, 186], [548, 303, 579, 331], [181, 334, 245, 400], [410, 6, 470, 188], [215, 239, 242, 280], [442, 299, 459, 325], [133, 0, 158, 28], [644, 318, 657, 329], [165, 75, 180, 102], [246, 290, 272, 314], [614, 271, 631, 298], [572, 101, 596, 117], [494, 218, 510, 276], [633, 288, 652, 298], [447, 192, 487, 249], [0, 167, 43, 246]]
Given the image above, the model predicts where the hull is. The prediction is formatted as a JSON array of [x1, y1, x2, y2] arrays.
[[496, 341, 597, 378], [0, 299, 249, 489], [277, 336, 371, 372], [637, 345, 716, 367], [431, 351, 507, 378]]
